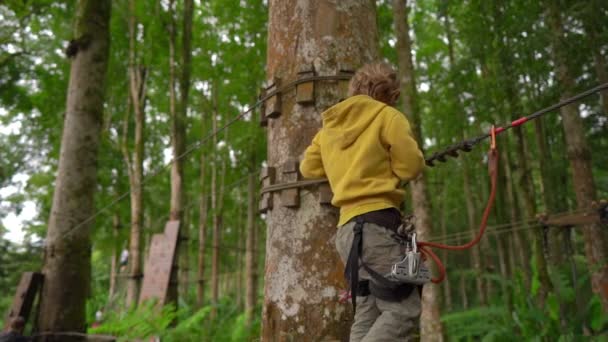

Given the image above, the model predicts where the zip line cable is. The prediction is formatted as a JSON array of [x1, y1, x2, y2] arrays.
[[49, 74, 349, 244], [50, 81, 608, 249], [425, 82, 608, 166]]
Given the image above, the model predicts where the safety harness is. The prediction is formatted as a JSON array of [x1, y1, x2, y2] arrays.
[[344, 217, 419, 312]]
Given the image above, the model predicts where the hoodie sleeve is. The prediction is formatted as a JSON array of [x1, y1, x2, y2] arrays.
[[382, 112, 425, 181], [300, 131, 326, 179]]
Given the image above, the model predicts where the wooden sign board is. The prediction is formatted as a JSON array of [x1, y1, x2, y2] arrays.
[[139, 221, 180, 305], [4, 272, 43, 330]]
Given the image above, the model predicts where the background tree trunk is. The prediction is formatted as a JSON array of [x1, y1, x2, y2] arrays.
[[124, 0, 146, 307], [166, 0, 181, 306], [211, 88, 220, 318], [38, 0, 111, 338], [547, 0, 608, 311], [109, 214, 120, 299], [393, 0, 444, 340], [245, 171, 258, 326], [197, 106, 209, 308], [178, 0, 194, 301], [262, 0, 379, 340]]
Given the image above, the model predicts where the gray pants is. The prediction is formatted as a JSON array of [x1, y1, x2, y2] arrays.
[[336, 221, 421, 342]]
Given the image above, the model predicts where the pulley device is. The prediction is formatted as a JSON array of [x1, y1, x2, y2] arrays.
[[389, 233, 431, 285]]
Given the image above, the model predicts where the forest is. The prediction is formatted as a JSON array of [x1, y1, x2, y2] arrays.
[[0, 0, 607, 341]]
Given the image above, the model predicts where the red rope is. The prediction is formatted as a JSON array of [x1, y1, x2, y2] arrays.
[[418, 126, 499, 283]]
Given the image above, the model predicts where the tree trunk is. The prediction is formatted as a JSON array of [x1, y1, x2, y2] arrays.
[[236, 206, 244, 309], [262, 0, 378, 340], [499, 143, 529, 275], [440, 6, 481, 310], [210, 89, 220, 319], [245, 171, 258, 326], [547, 0, 608, 311], [124, 0, 146, 307], [38, 0, 111, 338], [581, 1, 608, 117], [178, 0, 194, 301], [109, 214, 120, 299], [166, 0, 182, 306], [197, 112, 209, 307], [495, 234, 511, 309], [393, 0, 443, 340], [439, 182, 452, 312]]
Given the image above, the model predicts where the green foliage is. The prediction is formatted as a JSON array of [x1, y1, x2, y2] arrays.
[[89, 301, 176, 341], [90, 298, 262, 342], [442, 269, 608, 341]]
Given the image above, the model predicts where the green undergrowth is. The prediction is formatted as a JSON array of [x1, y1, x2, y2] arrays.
[[89, 298, 261, 341], [442, 265, 608, 341]]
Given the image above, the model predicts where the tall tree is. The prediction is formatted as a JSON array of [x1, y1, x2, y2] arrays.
[[38, 0, 111, 338], [123, 0, 147, 307], [440, 2, 487, 306], [245, 169, 258, 326], [393, 0, 444, 340], [547, 0, 608, 311], [580, 0, 608, 117], [262, 0, 378, 339], [197, 103, 209, 308], [176, 0, 194, 301]]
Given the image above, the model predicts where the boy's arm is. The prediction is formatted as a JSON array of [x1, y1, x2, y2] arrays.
[[300, 132, 326, 179], [383, 112, 425, 181]]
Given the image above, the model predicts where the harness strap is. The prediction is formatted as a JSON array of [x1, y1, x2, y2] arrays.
[[344, 218, 365, 311], [344, 218, 414, 313]]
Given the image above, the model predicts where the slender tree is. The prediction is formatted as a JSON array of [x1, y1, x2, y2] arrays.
[[38, 0, 111, 338], [197, 100, 209, 308], [178, 0, 194, 300], [245, 168, 258, 326], [123, 0, 147, 307], [393, 0, 444, 340], [440, 3, 487, 305], [547, 0, 608, 311]]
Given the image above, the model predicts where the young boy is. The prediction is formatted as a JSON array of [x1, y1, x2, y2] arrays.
[[300, 62, 425, 341]]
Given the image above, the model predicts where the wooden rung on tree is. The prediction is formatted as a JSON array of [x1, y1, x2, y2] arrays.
[[281, 158, 300, 208], [296, 67, 315, 105], [538, 201, 607, 227], [259, 167, 276, 213], [318, 183, 334, 205], [338, 69, 354, 100], [258, 87, 268, 127], [264, 77, 282, 119]]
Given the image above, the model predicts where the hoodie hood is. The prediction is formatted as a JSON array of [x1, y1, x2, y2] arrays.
[[322, 95, 387, 149]]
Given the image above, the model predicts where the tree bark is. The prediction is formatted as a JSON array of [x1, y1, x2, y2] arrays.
[[262, 0, 378, 340], [245, 171, 258, 326], [440, 5, 485, 308], [581, 1, 608, 117], [166, 0, 182, 306], [547, 0, 608, 311], [109, 214, 120, 299], [178, 0, 193, 301], [197, 108, 209, 308], [124, 0, 146, 307], [393, 0, 443, 340], [38, 0, 111, 339], [210, 88, 220, 319], [439, 182, 452, 312]]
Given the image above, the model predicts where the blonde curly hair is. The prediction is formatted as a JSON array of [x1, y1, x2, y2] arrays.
[[347, 62, 401, 106]]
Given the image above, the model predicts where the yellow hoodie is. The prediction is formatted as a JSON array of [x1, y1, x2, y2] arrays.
[[300, 95, 424, 226]]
